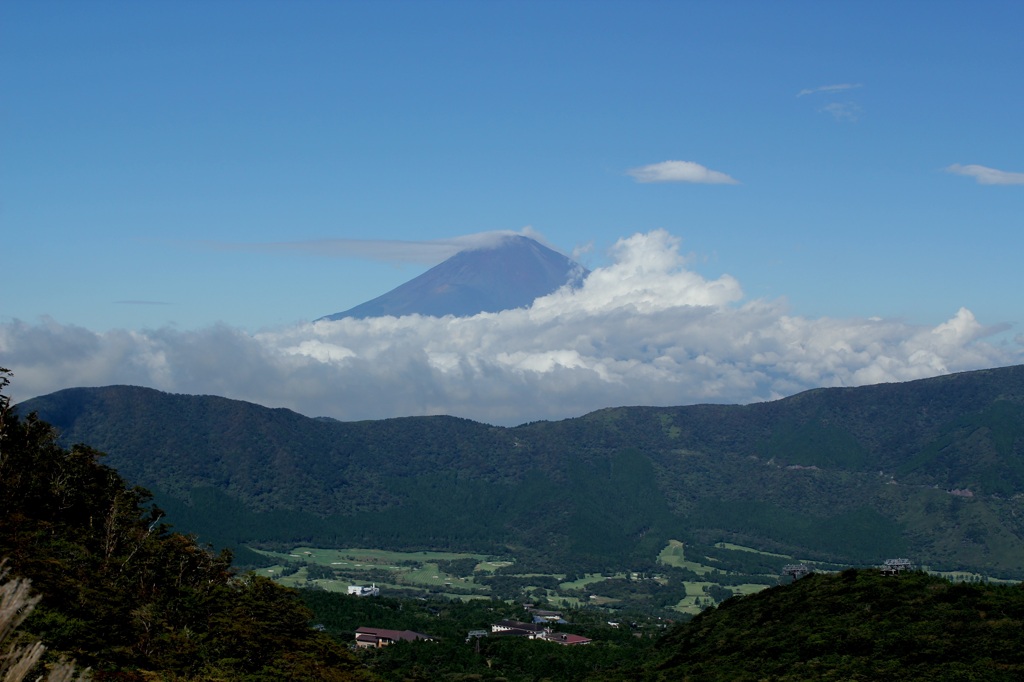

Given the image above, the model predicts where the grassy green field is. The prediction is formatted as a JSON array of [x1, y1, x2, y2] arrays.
[[251, 546, 496, 598], [251, 540, 1007, 616], [259, 546, 490, 567], [251, 542, 781, 615], [713, 542, 790, 558], [559, 573, 625, 590], [658, 539, 718, 575]]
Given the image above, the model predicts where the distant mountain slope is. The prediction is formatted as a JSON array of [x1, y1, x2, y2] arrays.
[[319, 235, 587, 320], [17, 365, 1024, 576]]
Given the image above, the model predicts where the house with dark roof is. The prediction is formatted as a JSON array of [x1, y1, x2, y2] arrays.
[[354, 626, 434, 648], [537, 631, 592, 646]]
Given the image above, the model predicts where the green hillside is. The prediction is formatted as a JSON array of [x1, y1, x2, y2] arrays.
[[17, 365, 1024, 577], [651, 569, 1024, 681], [0, 369, 371, 681]]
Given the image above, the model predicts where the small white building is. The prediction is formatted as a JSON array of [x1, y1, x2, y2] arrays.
[[347, 583, 380, 597]]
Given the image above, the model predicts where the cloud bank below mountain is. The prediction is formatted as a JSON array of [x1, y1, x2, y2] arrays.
[[3, 230, 1019, 426]]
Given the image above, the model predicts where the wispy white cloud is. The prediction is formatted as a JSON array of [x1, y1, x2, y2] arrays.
[[797, 83, 863, 97], [798, 83, 864, 122], [3, 230, 1018, 426], [627, 161, 739, 185], [945, 164, 1024, 186], [197, 228, 549, 265], [819, 102, 862, 123]]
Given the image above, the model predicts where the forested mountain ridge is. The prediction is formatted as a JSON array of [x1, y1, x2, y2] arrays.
[[17, 364, 1024, 576]]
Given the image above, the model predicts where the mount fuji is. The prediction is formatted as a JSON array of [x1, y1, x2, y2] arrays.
[[319, 235, 588, 320]]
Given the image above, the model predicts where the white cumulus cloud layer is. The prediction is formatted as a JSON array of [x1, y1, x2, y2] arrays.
[[2, 230, 1018, 426]]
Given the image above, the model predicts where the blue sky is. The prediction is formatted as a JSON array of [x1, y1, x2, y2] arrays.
[[2, 1, 1022, 424]]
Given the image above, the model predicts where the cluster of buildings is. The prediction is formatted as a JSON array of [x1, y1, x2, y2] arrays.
[[880, 558, 914, 575], [346, 583, 380, 597], [485, 619, 592, 645], [784, 558, 916, 580], [355, 607, 592, 649]]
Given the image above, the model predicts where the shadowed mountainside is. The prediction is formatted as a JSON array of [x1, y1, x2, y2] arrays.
[[17, 365, 1024, 576]]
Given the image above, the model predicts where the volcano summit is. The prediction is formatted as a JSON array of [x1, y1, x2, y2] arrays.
[[319, 235, 588, 320]]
